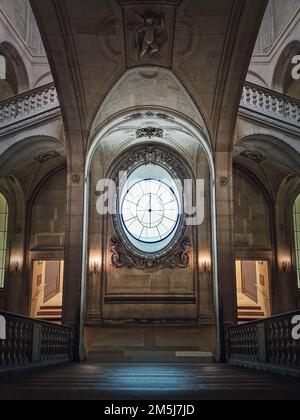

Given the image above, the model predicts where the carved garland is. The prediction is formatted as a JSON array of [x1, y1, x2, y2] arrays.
[[111, 144, 190, 181], [111, 237, 191, 270], [136, 127, 164, 139], [110, 144, 191, 269]]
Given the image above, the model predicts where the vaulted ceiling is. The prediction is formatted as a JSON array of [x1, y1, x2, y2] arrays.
[[30, 0, 268, 157]]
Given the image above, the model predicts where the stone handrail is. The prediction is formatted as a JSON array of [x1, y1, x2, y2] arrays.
[[0, 311, 74, 373], [226, 310, 300, 377], [0, 82, 60, 131], [240, 82, 300, 131]]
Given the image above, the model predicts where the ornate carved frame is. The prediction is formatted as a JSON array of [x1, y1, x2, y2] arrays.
[[109, 143, 192, 270]]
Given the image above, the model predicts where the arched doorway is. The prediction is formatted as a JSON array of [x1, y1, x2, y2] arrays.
[[82, 109, 220, 362]]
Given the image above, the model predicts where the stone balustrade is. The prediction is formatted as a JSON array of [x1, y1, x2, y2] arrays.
[[0, 311, 74, 372], [0, 83, 60, 133], [240, 82, 300, 131], [226, 310, 300, 376], [0, 81, 299, 136]]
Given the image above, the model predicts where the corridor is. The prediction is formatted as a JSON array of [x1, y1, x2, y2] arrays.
[[0, 363, 299, 400]]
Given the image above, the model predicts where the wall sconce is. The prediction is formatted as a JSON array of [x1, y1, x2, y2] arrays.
[[200, 260, 211, 274], [282, 260, 290, 273], [89, 260, 101, 274], [10, 260, 21, 275]]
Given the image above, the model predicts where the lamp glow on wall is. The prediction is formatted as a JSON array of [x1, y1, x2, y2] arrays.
[[281, 258, 291, 273], [89, 255, 102, 275], [199, 255, 211, 274], [10, 257, 23, 275]]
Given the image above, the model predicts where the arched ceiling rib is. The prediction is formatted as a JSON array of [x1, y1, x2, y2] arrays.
[[30, 0, 268, 153]]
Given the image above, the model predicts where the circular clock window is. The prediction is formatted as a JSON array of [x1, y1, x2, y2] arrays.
[[122, 178, 179, 243], [119, 165, 183, 255]]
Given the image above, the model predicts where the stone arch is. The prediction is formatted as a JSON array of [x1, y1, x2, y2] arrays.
[[234, 134, 300, 177], [0, 175, 26, 313], [233, 164, 273, 251], [0, 41, 29, 96], [0, 136, 66, 179], [234, 134, 300, 313], [247, 70, 268, 88], [276, 174, 300, 311], [33, 71, 53, 88], [83, 108, 220, 358], [89, 67, 211, 150], [272, 40, 300, 95]]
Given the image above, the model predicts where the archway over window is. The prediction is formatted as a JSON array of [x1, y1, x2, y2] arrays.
[[83, 109, 219, 362], [0, 193, 8, 289], [293, 194, 300, 290], [0, 42, 29, 99], [272, 41, 300, 99]]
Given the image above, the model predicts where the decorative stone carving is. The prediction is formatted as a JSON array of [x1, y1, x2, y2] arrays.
[[127, 111, 173, 121], [97, 16, 123, 61], [34, 150, 60, 164], [145, 111, 155, 118], [128, 112, 143, 119], [71, 174, 81, 184], [240, 150, 266, 164], [110, 144, 189, 262], [131, 13, 167, 59], [111, 144, 190, 182], [0, 83, 60, 129], [124, 6, 176, 68], [136, 127, 163, 139], [110, 237, 191, 270], [219, 177, 229, 188], [241, 83, 300, 131]]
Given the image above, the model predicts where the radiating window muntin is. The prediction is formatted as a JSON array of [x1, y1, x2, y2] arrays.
[[293, 194, 300, 289], [0, 193, 8, 289], [118, 164, 183, 255], [122, 179, 179, 244]]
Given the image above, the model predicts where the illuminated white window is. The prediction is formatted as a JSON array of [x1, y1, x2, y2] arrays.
[[0, 193, 8, 289], [119, 165, 183, 254], [293, 194, 300, 289], [122, 179, 179, 243], [0, 56, 6, 80]]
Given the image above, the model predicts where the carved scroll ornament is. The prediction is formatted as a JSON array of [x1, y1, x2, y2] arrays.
[[110, 237, 191, 270]]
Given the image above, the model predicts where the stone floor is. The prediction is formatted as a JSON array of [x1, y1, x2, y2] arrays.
[[0, 363, 299, 400]]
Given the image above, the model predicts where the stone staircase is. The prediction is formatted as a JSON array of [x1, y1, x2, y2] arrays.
[[36, 305, 62, 323], [238, 305, 265, 324]]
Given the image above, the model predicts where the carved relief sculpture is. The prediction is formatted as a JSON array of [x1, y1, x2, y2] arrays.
[[133, 13, 167, 59], [136, 127, 163, 139], [124, 6, 175, 68], [110, 237, 191, 271]]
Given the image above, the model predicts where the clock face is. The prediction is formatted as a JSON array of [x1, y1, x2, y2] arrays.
[[121, 179, 180, 244]]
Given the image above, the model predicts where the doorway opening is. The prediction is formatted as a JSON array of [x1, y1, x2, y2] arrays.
[[236, 260, 271, 324], [30, 260, 64, 323]]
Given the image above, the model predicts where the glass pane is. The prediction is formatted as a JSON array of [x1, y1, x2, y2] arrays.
[[293, 195, 300, 289], [122, 179, 179, 244]]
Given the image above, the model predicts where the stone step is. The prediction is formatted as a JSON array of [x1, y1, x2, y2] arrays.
[[87, 350, 213, 363]]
